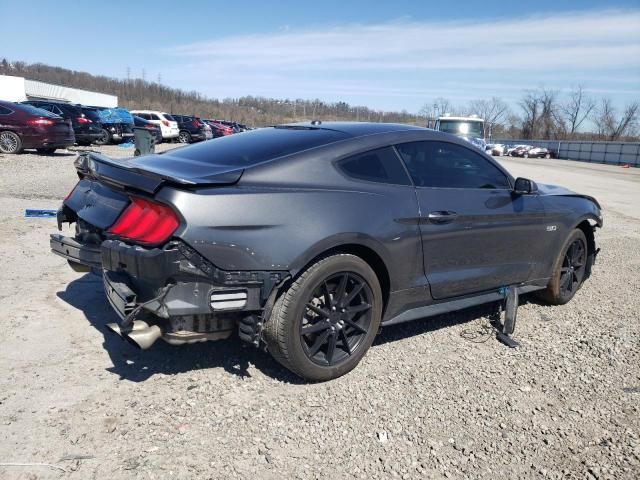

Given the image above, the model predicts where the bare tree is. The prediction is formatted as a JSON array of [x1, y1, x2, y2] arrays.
[[466, 97, 510, 138], [560, 85, 595, 138], [519, 88, 562, 139], [594, 98, 640, 140]]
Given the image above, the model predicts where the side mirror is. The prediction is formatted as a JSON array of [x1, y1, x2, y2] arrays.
[[513, 177, 538, 195]]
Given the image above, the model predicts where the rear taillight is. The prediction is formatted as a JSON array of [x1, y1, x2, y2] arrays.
[[162, 120, 169, 127], [27, 118, 55, 126], [76, 116, 92, 124], [144, 124, 156, 129], [107, 197, 179, 245]]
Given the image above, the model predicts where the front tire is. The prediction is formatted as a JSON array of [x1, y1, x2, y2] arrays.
[[537, 229, 588, 305], [263, 254, 382, 381], [0, 131, 23, 154]]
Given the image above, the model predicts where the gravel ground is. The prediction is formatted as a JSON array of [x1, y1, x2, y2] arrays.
[[0, 145, 638, 480]]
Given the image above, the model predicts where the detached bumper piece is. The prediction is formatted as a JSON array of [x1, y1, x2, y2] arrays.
[[50, 233, 102, 271]]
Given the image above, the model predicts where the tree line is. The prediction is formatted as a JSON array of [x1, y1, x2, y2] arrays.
[[0, 59, 421, 126], [1, 59, 638, 140], [421, 88, 639, 141]]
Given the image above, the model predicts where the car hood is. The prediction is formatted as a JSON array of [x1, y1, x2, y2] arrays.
[[537, 182, 601, 209]]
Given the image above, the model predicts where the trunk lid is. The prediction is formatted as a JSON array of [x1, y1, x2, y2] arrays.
[[76, 152, 244, 194]]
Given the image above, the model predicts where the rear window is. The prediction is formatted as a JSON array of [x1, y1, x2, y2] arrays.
[[82, 109, 101, 121], [162, 113, 175, 121], [165, 127, 349, 166], [15, 103, 59, 117]]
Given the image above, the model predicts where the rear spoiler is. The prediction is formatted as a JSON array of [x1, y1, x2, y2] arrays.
[[74, 152, 242, 194]]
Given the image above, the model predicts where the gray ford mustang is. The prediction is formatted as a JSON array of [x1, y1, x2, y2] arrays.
[[51, 122, 602, 380]]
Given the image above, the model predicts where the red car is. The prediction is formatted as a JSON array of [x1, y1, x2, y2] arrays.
[[0, 100, 75, 154], [203, 119, 234, 137]]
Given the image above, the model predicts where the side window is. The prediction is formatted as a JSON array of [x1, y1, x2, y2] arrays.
[[337, 147, 411, 186], [149, 113, 160, 120], [51, 105, 65, 116], [395, 141, 510, 189], [0, 106, 11, 115]]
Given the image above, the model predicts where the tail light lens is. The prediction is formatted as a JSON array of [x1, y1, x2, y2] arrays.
[[144, 124, 156, 129], [27, 118, 55, 126], [108, 197, 179, 245], [162, 120, 169, 127], [76, 116, 92, 124]]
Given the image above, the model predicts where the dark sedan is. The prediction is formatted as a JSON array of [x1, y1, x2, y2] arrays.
[[50, 122, 602, 380], [22, 100, 103, 146], [0, 100, 75, 154]]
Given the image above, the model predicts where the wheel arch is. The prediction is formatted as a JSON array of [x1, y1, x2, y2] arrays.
[[573, 216, 599, 279], [286, 240, 392, 314]]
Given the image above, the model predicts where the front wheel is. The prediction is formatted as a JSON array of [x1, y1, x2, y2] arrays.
[[263, 254, 382, 381], [537, 229, 588, 305]]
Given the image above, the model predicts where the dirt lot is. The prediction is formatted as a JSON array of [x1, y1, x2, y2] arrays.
[[0, 144, 638, 480]]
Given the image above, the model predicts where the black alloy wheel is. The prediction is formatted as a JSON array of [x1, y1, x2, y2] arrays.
[[559, 238, 586, 298], [263, 253, 382, 381], [300, 272, 373, 366], [537, 229, 589, 305]]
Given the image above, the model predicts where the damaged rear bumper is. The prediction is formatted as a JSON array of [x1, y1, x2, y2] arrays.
[[50, 234, 287, 348]]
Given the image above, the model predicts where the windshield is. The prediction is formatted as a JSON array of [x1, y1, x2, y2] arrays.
[[438, 119, 484, 139]]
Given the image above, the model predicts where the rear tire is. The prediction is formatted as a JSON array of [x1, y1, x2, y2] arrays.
[[0, 131, 22, 154], [178, 131, 192, 143], [545, 153, 551, 159], [537, 229, 588, 305], [263, 254, 382, 381], [93, 129, 110, 146]]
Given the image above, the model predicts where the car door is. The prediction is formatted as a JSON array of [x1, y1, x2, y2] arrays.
[[395, 140, 548, 300]]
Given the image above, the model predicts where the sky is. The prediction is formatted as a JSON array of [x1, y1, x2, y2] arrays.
[[1, 0, 639, 115]]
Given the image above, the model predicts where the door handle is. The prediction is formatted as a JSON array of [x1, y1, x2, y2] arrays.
[[427, 211, 458, 224]]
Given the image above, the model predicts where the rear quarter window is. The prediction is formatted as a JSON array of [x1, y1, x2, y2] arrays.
[[337, 147, 411, 185], [0, 106, 12, 115]]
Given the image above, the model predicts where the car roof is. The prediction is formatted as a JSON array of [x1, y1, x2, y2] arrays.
[[282, 121, 426, 138]]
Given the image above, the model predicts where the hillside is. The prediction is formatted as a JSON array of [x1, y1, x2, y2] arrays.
[[0, 59, 422, 127]]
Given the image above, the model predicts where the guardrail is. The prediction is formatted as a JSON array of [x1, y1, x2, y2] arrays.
[[494, 139, 640, 167]]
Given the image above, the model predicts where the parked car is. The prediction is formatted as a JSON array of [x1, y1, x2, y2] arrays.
[[81, 106, 134, 145], [130, 110, 179, 142], [485, 143, 506, 156], [514, 147, 551, 158], [132, 115, 162, 145], [0, 100, 75, 154], [506, 145, 529, 156], [22, 100, 103, 146], [171, 114, 213, 143], [203, 119, 234, 137], [509, 145, 532, 157], [50, 122, 602, 381]]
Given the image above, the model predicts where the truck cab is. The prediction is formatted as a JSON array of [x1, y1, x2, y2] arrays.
[[433, 115, 486, 151]]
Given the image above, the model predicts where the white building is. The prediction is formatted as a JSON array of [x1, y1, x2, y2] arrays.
[[0, 74, 117, 108]]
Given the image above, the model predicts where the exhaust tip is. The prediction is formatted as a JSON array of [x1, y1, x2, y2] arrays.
[[126, 324, 163, 350]]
